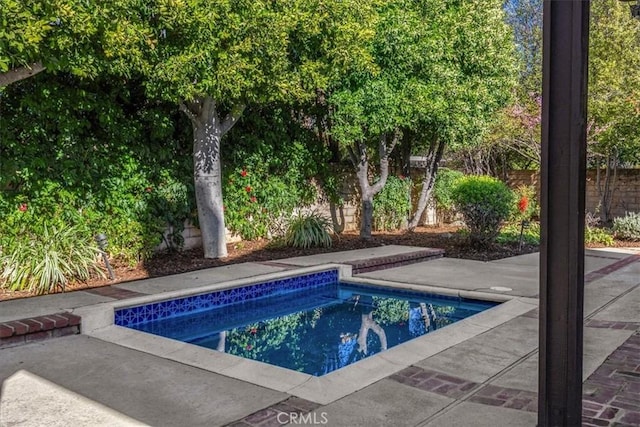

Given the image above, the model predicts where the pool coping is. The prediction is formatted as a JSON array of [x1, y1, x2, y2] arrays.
[[77, 263, 538, 405]]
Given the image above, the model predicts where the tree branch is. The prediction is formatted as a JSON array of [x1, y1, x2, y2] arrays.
[[220, 103, 246, 135], [347, 143, 359, 167], [370, 134, 393, 196], [388, 127, 401, 155], [0, 62, 46, 87], [179, 101, 198, 124]]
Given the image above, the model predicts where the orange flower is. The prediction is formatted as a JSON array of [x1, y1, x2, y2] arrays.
[[245, 186, 252, 193], [518, 196, 529, 214], [240, 170, 247, 177], [250, 196, 257, 203], [18, 203, 28, 212]]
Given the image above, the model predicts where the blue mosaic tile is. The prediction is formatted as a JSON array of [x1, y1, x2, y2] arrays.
[[115, 269, 340, 327]]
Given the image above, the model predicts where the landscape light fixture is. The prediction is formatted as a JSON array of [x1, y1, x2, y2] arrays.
[[620, 0, 640, 19], [95, 233, 116, 280]]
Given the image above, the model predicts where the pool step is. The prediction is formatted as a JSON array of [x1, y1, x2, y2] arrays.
[[347, 248, 445, 274], [0, 312, 81, 349]]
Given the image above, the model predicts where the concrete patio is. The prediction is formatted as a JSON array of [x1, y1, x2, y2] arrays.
[[0, 246, 638, 426]]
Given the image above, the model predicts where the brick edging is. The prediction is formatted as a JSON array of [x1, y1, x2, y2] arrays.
[[0, 312, 81, 349], [348, 248, 445, 274], [585, 253, 640, 283]]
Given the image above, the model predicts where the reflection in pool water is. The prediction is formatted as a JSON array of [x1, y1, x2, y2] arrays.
[[131, 283, 497, 376]]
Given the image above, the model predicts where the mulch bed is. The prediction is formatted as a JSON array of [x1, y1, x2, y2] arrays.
[[1, 225, 636, 302]]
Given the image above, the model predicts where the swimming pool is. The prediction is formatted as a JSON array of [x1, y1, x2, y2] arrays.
[[115, 269, 497, 376]]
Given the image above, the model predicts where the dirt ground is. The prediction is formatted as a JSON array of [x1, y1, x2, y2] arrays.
[[1, 225, 635, 302]]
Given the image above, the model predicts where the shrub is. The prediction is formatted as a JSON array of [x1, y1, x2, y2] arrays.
[[373, 176, 412, 231], [585, 226, 615, 246], [433, 169, 464, 224], [223, 106, 326, 240], [613, 212, 640, 241], [224, 166, 316, 240], [451, 175, 515, 247], [0, 218, 103, 294], [284, 211, 332, 249], [0, 75, 195, 264], [145, 176, 194, 251]]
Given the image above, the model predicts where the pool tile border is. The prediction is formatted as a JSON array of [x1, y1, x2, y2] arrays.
[[115, 269, 339, 327]]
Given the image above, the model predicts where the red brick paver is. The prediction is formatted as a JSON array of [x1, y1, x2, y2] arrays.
[[468, 384, 538, 412], [585, 254, 640, 283], [582, 332, 640, 426], [234, 397, 322, 427], [348, 248, 445, 274], [389, 366, 479, 399], [84, 286, 147, 300], [0, 312, 81, 349]]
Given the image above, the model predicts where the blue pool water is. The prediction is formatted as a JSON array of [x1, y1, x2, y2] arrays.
[[117, 272, 498, 376]]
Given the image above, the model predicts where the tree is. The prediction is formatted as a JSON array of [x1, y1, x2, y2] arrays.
[[407, 0, 517, 229], [452, 0, 543, 176], [489, 0, 640, 217], [329, 0, 515, 237], [134, 0, 376, 257], [330, 0, 426, 239], [589, 0, 640, 223]]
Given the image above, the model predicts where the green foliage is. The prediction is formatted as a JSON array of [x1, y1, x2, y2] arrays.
[[223, 167, 303, 241], [139, 0, 376, 105], [141, 174, 194, 253], [0, 74, 194, 264], [496, 221, 541, 245], [585, 226, 614, 246], [284, 211, 332, 249], [433, 170, 465, 211], [589, 0, 640, 166], [223, 106, 324, 240], [433, 169, 464, 223], [613, 212, 640, 241], [452, 175, 516, 246], [0, 212, 103, 294], [373, 176, 411, 231], [0, 0, 151, 81]]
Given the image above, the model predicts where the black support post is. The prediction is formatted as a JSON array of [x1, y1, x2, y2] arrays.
[[538, 1, 590, 426]]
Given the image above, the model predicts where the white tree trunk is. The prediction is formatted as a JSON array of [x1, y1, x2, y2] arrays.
[[181, 97, 244, 258], [408, 138, 445, 230], [350, 131, 398, 240]]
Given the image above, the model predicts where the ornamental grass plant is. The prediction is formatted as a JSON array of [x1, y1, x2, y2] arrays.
[[0, 221, 104, 294], [284, 211, 333, 249]]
